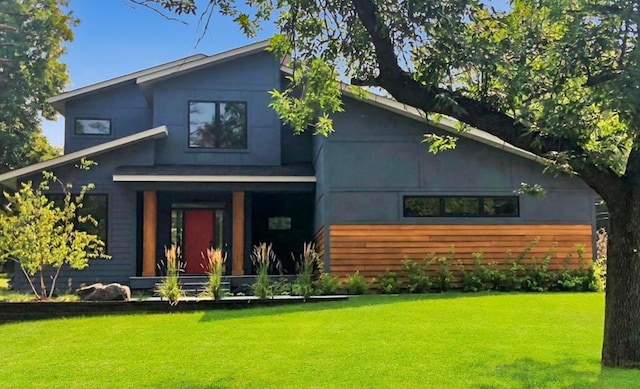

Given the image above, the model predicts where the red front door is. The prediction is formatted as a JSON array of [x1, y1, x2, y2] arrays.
[[183, 209, 215, 274]]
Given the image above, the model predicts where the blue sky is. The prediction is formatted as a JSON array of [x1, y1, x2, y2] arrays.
[[42, 0, 275, 147]]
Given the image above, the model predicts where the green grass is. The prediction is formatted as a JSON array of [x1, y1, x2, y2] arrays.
[[1, 293, 639, 388]]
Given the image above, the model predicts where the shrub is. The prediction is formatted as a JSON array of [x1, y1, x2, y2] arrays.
[[313, 254, 341, 295], [522, 252, 554, 292], [347, 271, 368, 294], [402, 259, 431, 293], [272, 278, 292, 295], [156, 245, 184, 305], [494, 253, 523, 292], [251, 243, 281, 299], [203, 247, 226, 300], [315, 273, 340, 295], [427, 254, 453, 292], [380, 270, 401, 294]]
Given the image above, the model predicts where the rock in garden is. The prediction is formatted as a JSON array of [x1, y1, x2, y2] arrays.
[[78, 283, 131, 301]]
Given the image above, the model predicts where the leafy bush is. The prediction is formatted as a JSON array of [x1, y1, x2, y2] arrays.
[[494, 254, 523, 292], [156, 245, 184, 305], [426, 253, 454, 292], [380, 270, 401, 294], [402, 259, 431, 293], [315, 273, 341, 295], [347, 271, 368, 294], [272, 278, 292, 295]]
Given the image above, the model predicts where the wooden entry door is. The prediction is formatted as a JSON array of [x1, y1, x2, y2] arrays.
[[183, 209, 215, 274]]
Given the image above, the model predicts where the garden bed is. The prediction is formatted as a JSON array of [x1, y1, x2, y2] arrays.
[[0, 295, 348, 324]]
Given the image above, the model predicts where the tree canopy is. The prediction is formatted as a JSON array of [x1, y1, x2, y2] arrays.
[[136, 0, 639, 368], [0, 0, 74, 173]]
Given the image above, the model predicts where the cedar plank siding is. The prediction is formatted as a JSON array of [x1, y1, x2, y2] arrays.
[[329, 224, 593, 279]]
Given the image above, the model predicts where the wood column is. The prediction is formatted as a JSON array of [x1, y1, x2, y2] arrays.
[[142, 190, 157, 277], [232, 191, 245, 275]]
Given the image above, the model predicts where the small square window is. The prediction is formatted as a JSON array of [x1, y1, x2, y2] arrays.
[[189, 101, 247, 149], [269, 217, 291, 230], [75, 119, 111, 135]]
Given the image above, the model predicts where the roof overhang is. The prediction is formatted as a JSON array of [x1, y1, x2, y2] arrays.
[[112, 175, 316, 183], [0, 126, 168, 190]]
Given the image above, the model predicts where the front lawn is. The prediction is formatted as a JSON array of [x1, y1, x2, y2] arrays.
[[1, 293, 638, 388]]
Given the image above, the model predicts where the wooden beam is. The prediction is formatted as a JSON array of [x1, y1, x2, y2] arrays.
[[232, 191, 245, 275], [142, 190, 157, 277]]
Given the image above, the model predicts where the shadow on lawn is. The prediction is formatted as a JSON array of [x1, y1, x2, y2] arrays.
[[197, 292, 489, 323], [477, 357, 604, 389]]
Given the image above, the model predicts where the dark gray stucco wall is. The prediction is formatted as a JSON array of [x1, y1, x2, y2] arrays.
[[323, 97, 596, 226], [63, 82, 152, 154], [151, 51, 282, 166]]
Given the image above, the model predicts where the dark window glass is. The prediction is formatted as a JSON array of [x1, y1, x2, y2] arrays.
[[189, 101, 247, 149], [444, 197, 480, 216], [75, 119, 111, 135], [269, 217, 292, 230], [48, 194, 108, 245], [403, 197, 439, 217], [403, 195, 519, 217], [483, 197, 519, 217]]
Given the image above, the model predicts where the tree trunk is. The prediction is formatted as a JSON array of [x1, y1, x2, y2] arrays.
[[601, 191, 640, 368]]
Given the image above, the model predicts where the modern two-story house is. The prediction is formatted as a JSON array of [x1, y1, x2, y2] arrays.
[[0, 40, 596, 291]]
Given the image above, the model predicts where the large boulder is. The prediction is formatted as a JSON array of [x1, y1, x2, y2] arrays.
[[78, 283, 131, 301]]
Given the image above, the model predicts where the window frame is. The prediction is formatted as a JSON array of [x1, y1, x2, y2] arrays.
[[47, 193, 109, 247], [74, 118, 112, 136], [403, 195, 520, 218], [187, 100, 248, 150]]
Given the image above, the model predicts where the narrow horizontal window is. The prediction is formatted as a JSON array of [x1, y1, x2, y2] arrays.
[[189, 101, 247, 149], [75, 118, 111, 135], [403, 196, 519, 217]]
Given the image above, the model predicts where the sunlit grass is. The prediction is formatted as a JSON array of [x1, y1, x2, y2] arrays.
[[1, 293, 639, 388]]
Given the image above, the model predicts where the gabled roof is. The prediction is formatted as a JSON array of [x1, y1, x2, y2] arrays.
[[49, 40, 272, 114], [0, 126, 168, 189], [280, 66, 543, 164], [136, 40, 271, 86], [49, 55, 206, 114]]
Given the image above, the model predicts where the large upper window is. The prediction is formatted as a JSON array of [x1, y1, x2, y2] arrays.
[[404, 196, 519, 217], [48, 194, 108, 245], [75, 118, 111, 135], [188, 101, 247, 149]]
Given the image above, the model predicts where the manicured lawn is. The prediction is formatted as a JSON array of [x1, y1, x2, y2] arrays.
[[1, 293, 639, 388]]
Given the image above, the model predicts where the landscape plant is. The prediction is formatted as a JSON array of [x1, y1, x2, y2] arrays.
[[427, 253, 454, 292], [379, 270, 401, 294], [0, 164, 108, 300], [292, 242, 317, 299], [346, 271, 368, 295], [401, 259, 431, 293], [313, 254, 341, 295], [155, 244, 183, 305], [203, 247, 226, 300], [250, 243, 281, 299]]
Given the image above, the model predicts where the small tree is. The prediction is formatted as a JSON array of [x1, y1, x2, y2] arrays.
[[0, 162, 108, 300]]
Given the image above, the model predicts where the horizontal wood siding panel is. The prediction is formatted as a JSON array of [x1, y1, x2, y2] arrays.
[[329, 224, 593, 279]]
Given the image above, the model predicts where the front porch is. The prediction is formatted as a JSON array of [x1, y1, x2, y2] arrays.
[[135, 188, 315, 282]]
